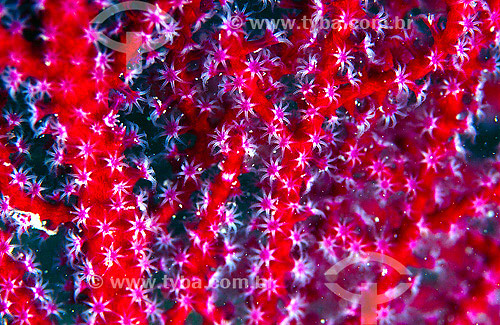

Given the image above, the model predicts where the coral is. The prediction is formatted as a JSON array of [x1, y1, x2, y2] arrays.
[[1, 0, 500, 324]]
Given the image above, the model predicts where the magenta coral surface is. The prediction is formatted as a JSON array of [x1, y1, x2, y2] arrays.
[[1, 0, 500, 324]]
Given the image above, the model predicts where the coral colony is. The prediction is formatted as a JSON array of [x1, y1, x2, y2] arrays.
[[2, 0, 500, 323]]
